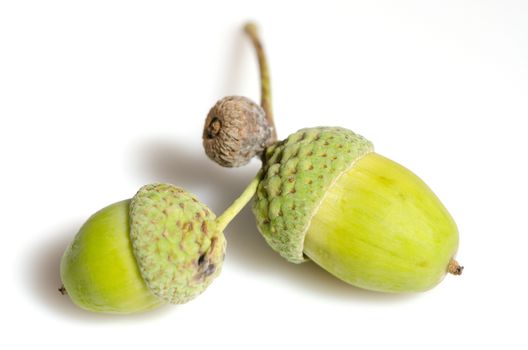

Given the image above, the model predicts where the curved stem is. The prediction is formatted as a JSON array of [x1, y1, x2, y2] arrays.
[[244, 22, 277, 142], [215, 170, 263, 232]]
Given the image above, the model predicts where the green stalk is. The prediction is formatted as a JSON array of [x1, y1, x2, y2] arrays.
[[244, 22, 277, 142], [216, 170, 262, 232]]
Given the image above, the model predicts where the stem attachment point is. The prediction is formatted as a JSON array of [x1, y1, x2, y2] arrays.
[[58, 285, 67, 295], [447, 259, 464, 275]]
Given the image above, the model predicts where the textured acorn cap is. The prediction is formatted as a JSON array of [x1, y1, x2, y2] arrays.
[[253, 127, 373, 263], [130, 184, 225, 304], [203, 96, 274, 167]]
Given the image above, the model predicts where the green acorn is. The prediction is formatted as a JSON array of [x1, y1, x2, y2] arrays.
[[203, 23, 462, 293], [253, 127, 461, 292], [60, 184, 226, 314]]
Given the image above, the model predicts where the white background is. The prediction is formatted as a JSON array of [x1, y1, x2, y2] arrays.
[[1, 0, 527, 349]]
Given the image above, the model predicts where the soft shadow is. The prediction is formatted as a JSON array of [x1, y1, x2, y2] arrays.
[[24, 223, 172, 322], [137, 140, 418, 304], [217, 26, 249, 95], [135, 140, 260, 214]]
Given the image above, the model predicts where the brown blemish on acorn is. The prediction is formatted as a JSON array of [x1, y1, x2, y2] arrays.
[[204, 263, 217, 277], [195, 238, 221, 281], [198, 253, 206, 266], [201, 221, 208, 234]]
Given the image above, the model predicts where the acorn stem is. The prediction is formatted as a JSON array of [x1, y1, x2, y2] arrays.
[[447, 258, 464, 275], [58, 285, 67, 295], [216, 170, 263, 232], [244, 22, 277, 142]]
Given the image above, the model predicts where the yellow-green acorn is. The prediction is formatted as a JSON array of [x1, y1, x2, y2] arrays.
[[60, 184, 225, 314], [253, 127, 461, 293], [203, 23, 462, 294]]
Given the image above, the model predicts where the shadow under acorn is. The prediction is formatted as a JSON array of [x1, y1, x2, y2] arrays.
[[137, 139, 417, 304]]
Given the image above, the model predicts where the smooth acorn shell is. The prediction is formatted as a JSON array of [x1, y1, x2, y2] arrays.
[[303, 153, 459, 292], [60, 200, 164, 313], [253, 127, 459, 292]]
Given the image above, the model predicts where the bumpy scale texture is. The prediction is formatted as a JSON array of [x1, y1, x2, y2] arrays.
[[203, 96, 274, 167], [253, 127, 373, 263], [130, 184, 226, 304]]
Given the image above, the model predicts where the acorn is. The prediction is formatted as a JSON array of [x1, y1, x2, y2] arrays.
[[60, 184, 226, 314], [253, 127, 461, 292], [203, 23, 276, 168], [203, 96, 274, 167], [202, 23, 462, 293]]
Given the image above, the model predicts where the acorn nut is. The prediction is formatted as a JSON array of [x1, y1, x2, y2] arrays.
[[60, 184, 225, 314], [253, 127, 461, 293]]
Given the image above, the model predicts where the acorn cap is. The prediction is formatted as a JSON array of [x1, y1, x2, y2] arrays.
[[203, 96, 274, 167], [130, 184, 225, 304], [252, 127, 373, 263]]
